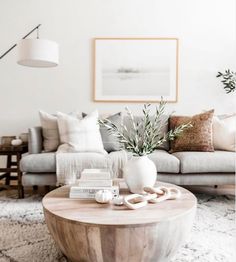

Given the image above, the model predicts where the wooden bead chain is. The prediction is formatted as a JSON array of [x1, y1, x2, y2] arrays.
[[122, 186, 181, 210]]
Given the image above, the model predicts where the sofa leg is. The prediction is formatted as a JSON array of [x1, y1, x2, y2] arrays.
[[33, 185, 38, 191], [18, 185, 24, 199], [45, 185, 50, 193]]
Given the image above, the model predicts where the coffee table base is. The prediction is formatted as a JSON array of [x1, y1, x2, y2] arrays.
[[44, 208, 195, 262]]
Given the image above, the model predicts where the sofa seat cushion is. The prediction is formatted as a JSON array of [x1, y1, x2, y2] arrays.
[[173, 151, 235, 173], [20, 153, 56, 173], [20, 151, 127, 177], [148, 150, 180, 173]]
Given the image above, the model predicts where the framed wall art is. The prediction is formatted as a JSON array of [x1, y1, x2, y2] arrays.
[[93, 38, 179, 103]]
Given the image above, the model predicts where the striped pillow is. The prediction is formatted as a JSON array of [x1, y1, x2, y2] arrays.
[[39, 110, 60, 152], [57, 110, 107, 154], [39, 110, 81, 152]]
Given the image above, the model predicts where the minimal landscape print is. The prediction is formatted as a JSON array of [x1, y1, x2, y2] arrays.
[[94, 39, 178, 102], [102, 67, 170, 96]]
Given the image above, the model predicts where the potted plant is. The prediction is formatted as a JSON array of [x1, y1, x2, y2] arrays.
[[99, 100, 192, 193], [217, 69, 236, 94]]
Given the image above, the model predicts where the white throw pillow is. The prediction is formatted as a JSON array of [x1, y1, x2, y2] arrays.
[[39, 110, 60, 152], [213, 115, 236, 152], [57, 110, 107, 154]]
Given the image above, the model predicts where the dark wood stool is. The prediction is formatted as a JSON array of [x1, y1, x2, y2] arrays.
[[0, 144, 28, 198]]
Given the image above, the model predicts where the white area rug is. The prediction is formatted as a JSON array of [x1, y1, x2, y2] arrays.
[[0, 192, 235, 262]]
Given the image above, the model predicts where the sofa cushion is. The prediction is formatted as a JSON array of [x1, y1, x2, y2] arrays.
[[20, 153, 56, 173], [148, 150, 180, 173], [21, 150, 180, 175], [173, 151, 235, 173], [83, 112, 122, 153], [57, 110, 106, 154], [169, 110, 214, 152], [21, 151, 125, 176], [39, 110, 60, 152], [213, 114, 236, 152], [39, 110, 81, 152]]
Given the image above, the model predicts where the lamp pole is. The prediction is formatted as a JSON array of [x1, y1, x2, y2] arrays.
[[0, 24, 41, 59]]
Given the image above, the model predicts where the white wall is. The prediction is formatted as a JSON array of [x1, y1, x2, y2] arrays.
[[0, 0, 235, 137]]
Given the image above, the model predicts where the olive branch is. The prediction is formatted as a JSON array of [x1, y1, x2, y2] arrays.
[[99, 100, 192, 156], [217, 69, 236, 94]]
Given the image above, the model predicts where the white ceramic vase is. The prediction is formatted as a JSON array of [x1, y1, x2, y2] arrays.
[[123, 155, 157, 194]]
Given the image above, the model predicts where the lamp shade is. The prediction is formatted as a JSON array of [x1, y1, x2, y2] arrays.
[[17, 39, 59, 67]]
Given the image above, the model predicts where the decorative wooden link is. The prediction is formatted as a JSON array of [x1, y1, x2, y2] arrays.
[[123, 186, 181, 210]]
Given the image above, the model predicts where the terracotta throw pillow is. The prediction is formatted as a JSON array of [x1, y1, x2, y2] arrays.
[[170, 110, 214, 152]]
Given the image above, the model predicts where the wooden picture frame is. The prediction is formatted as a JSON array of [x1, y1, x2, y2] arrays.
[[93, 38, 179, 103]]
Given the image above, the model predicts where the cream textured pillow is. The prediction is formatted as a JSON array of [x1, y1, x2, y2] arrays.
[[57, 110, 107, 154], [213, 115, 236, 151], [39, 110, 60, 152]]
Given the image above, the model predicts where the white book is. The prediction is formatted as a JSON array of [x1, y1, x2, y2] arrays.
[[81, 169, 111, 180], [69, 185, 119, 199], [78, 179, 113, 187]]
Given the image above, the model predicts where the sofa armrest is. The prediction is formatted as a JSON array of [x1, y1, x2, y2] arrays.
[[28, 126, 43, 154]]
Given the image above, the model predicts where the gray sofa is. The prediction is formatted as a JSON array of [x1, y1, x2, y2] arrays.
[[20, 126, 235, 188]]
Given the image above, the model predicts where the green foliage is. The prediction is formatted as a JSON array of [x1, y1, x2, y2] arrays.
[[217, 69, 236, 94], [99, 100, 192, 156]]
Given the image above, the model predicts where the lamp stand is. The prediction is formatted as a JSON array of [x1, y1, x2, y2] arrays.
[[0, 24, 41, 59]]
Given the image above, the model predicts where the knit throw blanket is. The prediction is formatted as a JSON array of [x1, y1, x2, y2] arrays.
[[56, 144, 129, 185]]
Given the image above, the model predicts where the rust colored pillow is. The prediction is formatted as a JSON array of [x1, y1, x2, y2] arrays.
[[170, 110, 215, 152]]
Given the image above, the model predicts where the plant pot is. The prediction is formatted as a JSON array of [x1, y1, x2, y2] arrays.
[[123, 155, 157, 194]]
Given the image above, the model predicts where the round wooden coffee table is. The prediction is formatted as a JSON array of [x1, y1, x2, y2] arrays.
[[43, 181, 197, 262]]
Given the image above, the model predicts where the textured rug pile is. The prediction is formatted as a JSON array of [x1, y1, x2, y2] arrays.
[[0, 192, 235, 262]]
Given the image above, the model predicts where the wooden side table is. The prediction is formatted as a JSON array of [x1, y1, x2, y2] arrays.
[[0, 144, 28, 198]]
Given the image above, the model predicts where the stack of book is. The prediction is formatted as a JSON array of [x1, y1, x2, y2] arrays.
[[69, 169, 119, 199]]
